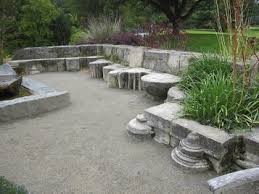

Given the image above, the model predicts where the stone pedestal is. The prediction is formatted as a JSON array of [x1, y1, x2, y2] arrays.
[[89, 59, 111, 78], [127, 113, 153, 139], [171, 133, 210, 172]]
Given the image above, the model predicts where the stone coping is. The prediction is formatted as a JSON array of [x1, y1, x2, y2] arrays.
[[0, 78, 70, 122]]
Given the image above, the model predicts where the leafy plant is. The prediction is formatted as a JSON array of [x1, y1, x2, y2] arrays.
[[183, 73, 259, 132], [0, 176, 28, 194], [180, 54, 232, 90], [69, 28, 89, 45]]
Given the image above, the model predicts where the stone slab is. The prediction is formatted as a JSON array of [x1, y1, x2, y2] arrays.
[[166, 86, 185, 102], [144, 102, 182, 133], [0, 64, 17, 81], [103, 64, 125, 82], [0, 78, 70, 122]]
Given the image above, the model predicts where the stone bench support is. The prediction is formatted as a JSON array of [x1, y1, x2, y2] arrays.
[[89, 59, 112, 78]]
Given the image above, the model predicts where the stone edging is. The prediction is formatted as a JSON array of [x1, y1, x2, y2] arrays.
[[0, 78, 70, 122]]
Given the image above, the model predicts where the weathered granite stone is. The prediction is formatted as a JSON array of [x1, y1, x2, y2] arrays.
[[127, 118, 153, 136], [103, 64, 124, 82], [153, 128, 171, 145], [171, 118, 236, 173], [0, 78, 70, 122], [142, 49, 171, 73], [243, 130, 259, 166], [89, 59, 112, 78], [141, 73, 181, 100], [166, 86, 185, 103], [66, 58, 80, 71], [136, 113, 147, 123], [207, 167, 259, 194], [167, 51, 200, 75], [107, 68, 128, 88], [0, 64, 22, 97], [117, 68, 151, 90], [144, 102, 182, 133], [171, 133, 210, 172], [0, 64, 17, 81], [128, 47, 145, 68]]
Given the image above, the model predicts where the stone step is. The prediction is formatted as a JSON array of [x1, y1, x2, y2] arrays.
[[166, 86, 185, 103], [127, 118, 153, 138]]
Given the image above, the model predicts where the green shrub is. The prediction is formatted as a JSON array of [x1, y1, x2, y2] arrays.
[[70, 28, 89, 45], [87, 15, 121, 43], [0, 176, 28, 194], [183, 73, 259, 132], [180, 54, 232, 90]]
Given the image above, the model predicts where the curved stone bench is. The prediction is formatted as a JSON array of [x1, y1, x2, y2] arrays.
[[141, 73, 181, 100], [107, 68, 151, 90], [88, 59, 112, 78], [9, 56, 104, 74], [103, 64, 125, 82]]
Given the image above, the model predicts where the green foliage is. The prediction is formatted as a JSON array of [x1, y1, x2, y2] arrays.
[[0, 176, 28, 194], [51, 11, 72, 45], [180, 55, 232, 90], [87, 16, 121, 43], [69, 28, 89, 44], [19, 0, 58, 46], [181, 55, 259, 132]]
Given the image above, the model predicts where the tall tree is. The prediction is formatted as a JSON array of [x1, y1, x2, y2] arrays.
[[142, 0, 206, 33]]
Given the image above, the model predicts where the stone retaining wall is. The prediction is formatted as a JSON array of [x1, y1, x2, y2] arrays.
[[11, 44, 200, 75]]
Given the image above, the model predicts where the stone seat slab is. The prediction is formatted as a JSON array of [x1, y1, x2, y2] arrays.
[[103, 64, 125, 82], [88, 59, 112, 78], [141, 73, 181, 100], [144, 102, 182, 133]]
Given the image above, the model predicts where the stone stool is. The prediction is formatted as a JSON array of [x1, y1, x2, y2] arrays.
[[89, 59, 111, 78], [103, 64, 125, 82], [141, 73, 181, 100]]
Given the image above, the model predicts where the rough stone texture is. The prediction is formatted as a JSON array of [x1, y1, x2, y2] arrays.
[[9, 58, 66, 74], [0, 64, 17, 81], [66, 58, 80, 72], [128, 47, 145, 68], [172, 119, 236, 173], [117, 68, 151, 91], [12, 45, 203, 75], [0, 78, 70, 122], [171, 133, 210, 172], [107, 68, 129, 88], [127, 118, 153, 136], [141, 73, 181, 100], [166, 86, 185, 103], [208, 168, 259, 194], [153, 128, 171, 145], [144, 102, 183, 133], [103, 64, 125, 82], [89, 59, 112, 78], [167, 51, 200, 75], [0, 64, 22, 97], [142, 49, 171, 73], [0, 72, 234, 194], [243, 130, 259, 166], [81, 56, 104, 69]]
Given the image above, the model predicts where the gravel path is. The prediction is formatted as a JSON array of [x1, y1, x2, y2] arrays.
[[0, 72, 251, 193]]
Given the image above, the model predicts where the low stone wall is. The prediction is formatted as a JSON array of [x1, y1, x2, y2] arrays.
[[0, 78, 70, 122], [11, 44, 200, 75]]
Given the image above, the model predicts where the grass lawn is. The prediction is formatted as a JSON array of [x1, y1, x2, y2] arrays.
[[182, 27, 259, 53]]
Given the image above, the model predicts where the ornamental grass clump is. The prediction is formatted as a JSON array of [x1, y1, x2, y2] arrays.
[[183, 72, 259, 132], [87, 15, 121, 43]]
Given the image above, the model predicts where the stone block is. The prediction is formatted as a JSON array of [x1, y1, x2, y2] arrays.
[[128, 47, 146, 68], [144, 102, 182, 133], [103, 64, 124, 82], [166, 86, 185, 103], [65, 58, 80, 71]]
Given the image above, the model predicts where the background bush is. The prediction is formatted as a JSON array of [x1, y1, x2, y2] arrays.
[[0, 176, 28, 194]]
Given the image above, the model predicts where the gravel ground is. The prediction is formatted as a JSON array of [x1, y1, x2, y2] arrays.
[[0, 72, 254, 194]]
